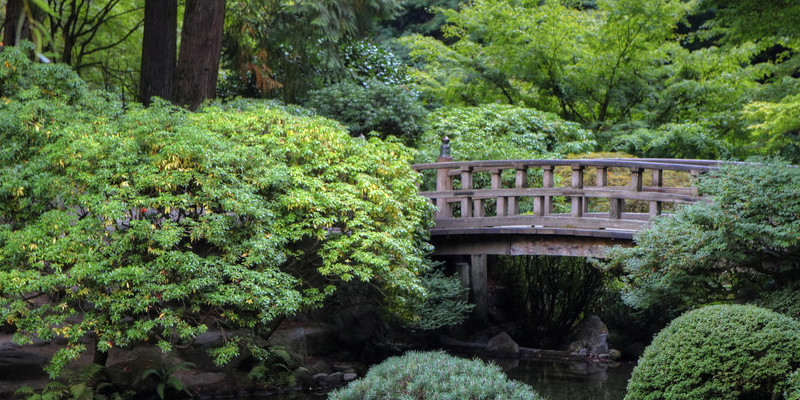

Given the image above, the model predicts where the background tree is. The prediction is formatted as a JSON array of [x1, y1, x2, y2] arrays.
[[173, 0, 226, 109], [138, 0, 176, 106]]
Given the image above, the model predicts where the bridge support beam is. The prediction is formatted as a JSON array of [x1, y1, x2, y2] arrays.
[[470, 254, 489, 324]]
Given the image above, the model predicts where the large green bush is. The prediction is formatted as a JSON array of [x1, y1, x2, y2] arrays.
[[606, 122, 728, 160], [305, 79, 427, 145], [0, 47, 434, 377], [328, 351, 543, 400], [625, 304, 800, 400]]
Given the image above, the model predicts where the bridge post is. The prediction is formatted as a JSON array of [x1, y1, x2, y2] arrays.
[[571, 164, 584, 218], [435, 136, 453, 218], [470, 254, 489, 324]]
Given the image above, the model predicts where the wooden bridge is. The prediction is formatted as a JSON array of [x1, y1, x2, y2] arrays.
[[412, 140, 722, 321]]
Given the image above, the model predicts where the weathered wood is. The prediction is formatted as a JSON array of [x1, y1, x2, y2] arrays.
[[431, 233, 633, 258], [414, 158, 717, 256], [460, 167, 473, 218], [419, 188, 702, 204], [470, 254, 488, 323], [491, 169, 505, 217], [571, 164, 584, 218], [434, 215, 645, 231]]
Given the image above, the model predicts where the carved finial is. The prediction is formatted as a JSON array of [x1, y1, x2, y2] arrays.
[[440, 135, 451, 159]]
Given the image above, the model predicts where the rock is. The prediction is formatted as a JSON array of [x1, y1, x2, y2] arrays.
[[608, 349, 622, 361], [293, 367, 315, 388], [569, 315, 609, 356], [324, 372, 344, 387], [302, 324, 339, 356], [486, 332, 519, 357], [306, 359, 333, 374], [332, 362, 356, 373], [343, 372, 358, 382], [0, 350, 47, 380], [312, 373, 329, 387], [267, 328, 308, 367]]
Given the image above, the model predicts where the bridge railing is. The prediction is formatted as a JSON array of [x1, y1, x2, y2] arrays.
[[412, 155, 720, 233]]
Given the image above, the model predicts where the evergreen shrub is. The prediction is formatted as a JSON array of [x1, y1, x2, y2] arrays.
[[625, 304, 800, 400], [328, 351, 543, 400]]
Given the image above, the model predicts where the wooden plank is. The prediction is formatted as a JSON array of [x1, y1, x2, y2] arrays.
[[413, 159, 720, 173], [418, 188, 702, 204], [433, 215, 645, 231]]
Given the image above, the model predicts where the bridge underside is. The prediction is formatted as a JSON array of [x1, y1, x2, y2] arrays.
[[430, 227, 635, 258]]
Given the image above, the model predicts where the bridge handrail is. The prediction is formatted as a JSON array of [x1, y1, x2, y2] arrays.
[[411, 158, 722, 173], [412, 157, 719, 233]]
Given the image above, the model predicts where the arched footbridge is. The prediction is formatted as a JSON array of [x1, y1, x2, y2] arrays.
[[412, 155, 721, 259], [412, 147, 724, 322]]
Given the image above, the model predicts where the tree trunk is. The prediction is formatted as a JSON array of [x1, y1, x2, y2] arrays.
[[173, 0, 225, 110], [139, 0, 177, 106], [3, 0, 29, 46]]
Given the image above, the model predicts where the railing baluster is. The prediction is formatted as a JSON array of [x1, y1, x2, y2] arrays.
[[435, 166, 452, 218], [571, 163, 584, 218], [690, 169, 700, 196], [630, 167, 643, 192], [543, 165, 554, 215], [508, 165, 526, 216], [650, 169, 663, 217], [460, 167, 473, 218], [491, 168, 505, 217]]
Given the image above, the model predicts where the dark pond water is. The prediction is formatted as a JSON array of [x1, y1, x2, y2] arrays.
[[263, 359, 635, 400]]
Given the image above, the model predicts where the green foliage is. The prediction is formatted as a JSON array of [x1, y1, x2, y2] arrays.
[[394, 270, 473, 331], [742, 93, 800, 163], [223, 0, 402, 101], [786, 369, 800, 400], [305, 79, 427, 144], [0, 51, 434, 377], [328, 350, 544, 400], [416, 104, 596, 163], [604, 159, 800, 314], [15, 364, 132, 400], [757, 282, 800, 321], [247, 346, 296, 387], [606, 123, 728, 159], [495, 256, 605, 348], [140, 361, 194, 400], [401, 0, 695, 124], [341, 41, 411, 86], [625, 304, 800, 400]]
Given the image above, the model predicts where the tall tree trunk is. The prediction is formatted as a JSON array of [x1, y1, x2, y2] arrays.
[[139, 0, 177, 106], [3, 0, 29, 46], [173, 0, 225, 110]]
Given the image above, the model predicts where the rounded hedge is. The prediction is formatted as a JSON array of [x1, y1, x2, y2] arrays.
[[625, 304, 800, 400], [328, 351, 543, 400]]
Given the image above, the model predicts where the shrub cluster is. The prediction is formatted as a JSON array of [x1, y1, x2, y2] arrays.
[[329, 351, 543, 400], [416, 104, 596, 163], [625, 304, 800, 400], [305, 79, 428, 145]]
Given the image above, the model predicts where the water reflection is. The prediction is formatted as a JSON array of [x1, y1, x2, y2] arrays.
[[251, 359, 634, 400], [504, 359, 634, 400]]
